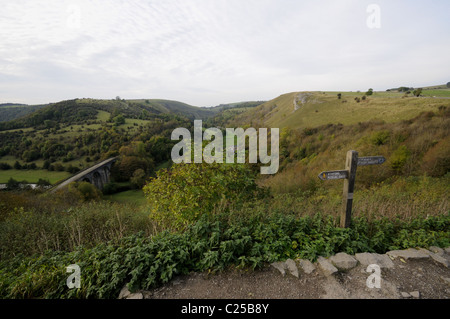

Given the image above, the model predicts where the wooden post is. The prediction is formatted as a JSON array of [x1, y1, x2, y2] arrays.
[[341, 150, 358, 228], [318, 151, 385, 228]]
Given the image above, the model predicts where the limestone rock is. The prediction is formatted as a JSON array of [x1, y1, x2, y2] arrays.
[[401, 292, 410, 298], [329, 252, 358, 271], [440, 276, 450, 286], [418, 248, 449, 268], [386, 248, 430, 260], [118, 283, 144, 299], [354, 252, 394, 269], [271, 261, 286, 276], [409, 291, 420, 298], [298, 259, 316, 274], [428, 246, 444, 256], [285, 259, 299, 278], [118, 284, 131, 299], [317, 257, 338, 276]]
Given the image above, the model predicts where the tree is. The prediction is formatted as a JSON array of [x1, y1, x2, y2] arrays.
[[13, 161, 22, 170], [68, 181, 102, 201], [0, 162, 11, 170], [113, 115, 125, 126], [37, 178, 51, 187], [413, 88, 422, 97], [43, 160, 50, 170], [111, 156, 152, 182], [130, 168, 146, 189], [365, 88, 373, 96], [6, 177, 19, 190], [66, 164, 79, 174]]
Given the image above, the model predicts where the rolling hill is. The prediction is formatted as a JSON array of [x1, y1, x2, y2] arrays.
[[0, 98, 218, 131], [228, 87, 450, 130], [0, 103, 47, 123]]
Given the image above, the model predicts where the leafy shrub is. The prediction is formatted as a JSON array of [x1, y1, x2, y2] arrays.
[[421, 137, 450, 177], [0, 162, 12, 170], [390, 145, 410, 172], [413, 88, 422, 97], [370, 130, 390, 146], [130, 169, 146, 189], [102, 182, 118, 195], [68, 181, 102, 202], [143, 162, 266, 230]]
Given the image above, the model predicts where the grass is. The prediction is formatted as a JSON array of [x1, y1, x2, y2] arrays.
[[155, 161, 170, 170], [104, 189, 146, 206], [0, 169, 70, 184], [231, 91, 450, 130], [96, 110, 110, 121], [280, 93, 447, 129], [420, 89, 450, 97], [116, 118, 151, 132], [261, 175, 450, 222], [0, 155, 22, 166]]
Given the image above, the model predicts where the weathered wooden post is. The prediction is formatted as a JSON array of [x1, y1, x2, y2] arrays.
[[318, 150, 385, 228], [341, 150, 358, 228]]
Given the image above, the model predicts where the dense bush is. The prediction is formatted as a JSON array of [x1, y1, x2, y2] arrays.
[[67, 181, 102, 202], [143, 162, 267, 230]]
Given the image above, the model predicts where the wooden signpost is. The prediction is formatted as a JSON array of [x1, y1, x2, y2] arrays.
[[318, 150, 386, 228]]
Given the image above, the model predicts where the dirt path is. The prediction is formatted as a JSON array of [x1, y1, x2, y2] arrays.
[[120, 247, 450, 300]]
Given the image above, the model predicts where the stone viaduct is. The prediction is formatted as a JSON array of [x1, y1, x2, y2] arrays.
[[50, 157, 118, 192]]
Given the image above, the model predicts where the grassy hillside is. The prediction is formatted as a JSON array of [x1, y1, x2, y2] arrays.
[[128, 99, 216, 119], [0, 104, 47, 122], [0, 98, 216, 131], [229, 90, 450, 130]]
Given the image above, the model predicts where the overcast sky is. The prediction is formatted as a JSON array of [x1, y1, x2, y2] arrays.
[[1, 0, 449, 106]]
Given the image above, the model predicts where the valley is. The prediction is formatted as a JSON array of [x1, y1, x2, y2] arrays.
[[0, 85, 448, 299]]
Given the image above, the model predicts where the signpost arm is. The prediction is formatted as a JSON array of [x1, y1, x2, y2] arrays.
[[341, 150, 358, 228]]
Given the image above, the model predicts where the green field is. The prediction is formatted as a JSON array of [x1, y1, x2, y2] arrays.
[[104, 189, 146, 206], [421, 89, 450, 97], [0, 169, 70, 184]]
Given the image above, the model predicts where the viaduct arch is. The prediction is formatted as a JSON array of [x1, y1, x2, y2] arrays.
[[50, 157, 118, 192]]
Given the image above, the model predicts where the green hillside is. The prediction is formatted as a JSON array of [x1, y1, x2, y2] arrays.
[[0, 97, 264, 185], [229, 89, 450, 129], [0, 104, 47, 123], [0, 98, 216, 131]]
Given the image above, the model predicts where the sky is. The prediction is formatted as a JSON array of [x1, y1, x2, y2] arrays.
[[0, 0, 449, 106]]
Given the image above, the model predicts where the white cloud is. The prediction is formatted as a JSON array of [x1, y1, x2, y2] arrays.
[[0, 0, 449, 105]]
